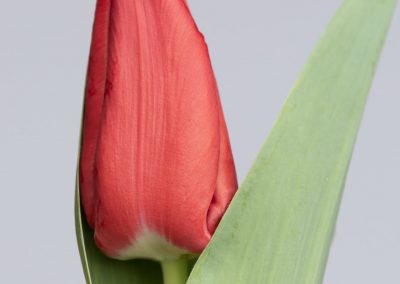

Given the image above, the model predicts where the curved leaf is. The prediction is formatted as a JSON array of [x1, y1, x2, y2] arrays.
[[188, 0, 397, 283]]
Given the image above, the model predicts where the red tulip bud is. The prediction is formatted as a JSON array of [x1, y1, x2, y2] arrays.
[[79, 0, 237, 261]]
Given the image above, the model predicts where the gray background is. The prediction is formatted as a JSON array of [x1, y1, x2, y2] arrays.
[[0, 0, 399, 283]]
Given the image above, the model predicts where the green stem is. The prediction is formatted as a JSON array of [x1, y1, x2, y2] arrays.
[[160, 256, 188, 284]]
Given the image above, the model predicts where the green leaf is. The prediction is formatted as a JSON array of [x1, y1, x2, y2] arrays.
[[188, 1, 397, 283], [75, 178, 163, 283]]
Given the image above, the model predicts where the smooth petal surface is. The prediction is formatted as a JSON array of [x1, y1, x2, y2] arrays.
[[79, 0, 237, 261], [75, 183, 163, 284]]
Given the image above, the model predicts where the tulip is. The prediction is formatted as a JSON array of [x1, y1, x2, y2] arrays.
[[79, 0, 238, 264]]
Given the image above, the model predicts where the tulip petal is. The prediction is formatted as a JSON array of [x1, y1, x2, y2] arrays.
[[80, 0, 237, 261], [80, 0, 111, 226], [75, 183, 163, 284]]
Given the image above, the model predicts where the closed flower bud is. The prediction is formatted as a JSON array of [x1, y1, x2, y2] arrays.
[[79, 0, 237, 261]]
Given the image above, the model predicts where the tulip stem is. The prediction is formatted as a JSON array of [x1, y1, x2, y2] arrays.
[[160, 256, 188, 284]]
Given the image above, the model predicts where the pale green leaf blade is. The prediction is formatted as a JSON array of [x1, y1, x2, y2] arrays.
[[75, 177, 163, 283], [188, 1, 397, 283]]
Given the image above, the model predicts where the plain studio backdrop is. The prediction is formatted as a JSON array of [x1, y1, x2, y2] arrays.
[[0, 1, 399, 283]]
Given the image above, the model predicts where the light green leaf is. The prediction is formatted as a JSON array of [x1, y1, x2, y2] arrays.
[[188, 0, 397, 283], [75, 178, 163, 283]]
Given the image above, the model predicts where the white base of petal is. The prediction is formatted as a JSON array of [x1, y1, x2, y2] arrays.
[[116, 228, 189, 261]]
